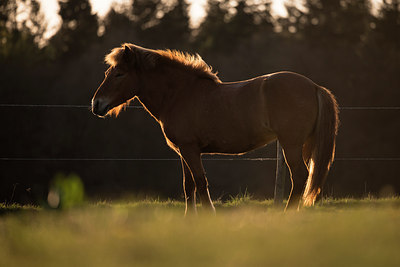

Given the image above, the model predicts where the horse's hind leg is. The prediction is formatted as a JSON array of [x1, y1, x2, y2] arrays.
[[181, 158, 196, 215], [302, 137, 314, 168], [179, 146, 215, 213], [281, 144, 309, 211]]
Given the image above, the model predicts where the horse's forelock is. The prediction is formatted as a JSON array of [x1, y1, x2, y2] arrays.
[[105, 46, 124, 67], [105, 44, 152, 68]]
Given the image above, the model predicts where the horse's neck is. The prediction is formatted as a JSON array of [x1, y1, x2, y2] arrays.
[[137, 66, 219, 121], [136, 67, 185, 121], [136, 91, 163, 121]]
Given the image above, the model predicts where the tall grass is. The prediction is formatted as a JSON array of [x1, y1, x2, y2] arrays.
[[0, 197, 399, 267]]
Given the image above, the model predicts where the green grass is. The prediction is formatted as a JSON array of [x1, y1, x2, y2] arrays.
[[0, 197, 399, 267]]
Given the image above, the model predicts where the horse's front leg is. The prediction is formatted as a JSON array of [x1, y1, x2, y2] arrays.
[[181, 158, 197, 215], [179, 146, 215, 213]]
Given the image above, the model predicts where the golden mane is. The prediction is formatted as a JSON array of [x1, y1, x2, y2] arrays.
[[155, 49, 221, 83], [104, 43, 221, 83]]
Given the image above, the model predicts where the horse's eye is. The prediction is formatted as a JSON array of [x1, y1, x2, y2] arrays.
[[115, 73, 124, 78]]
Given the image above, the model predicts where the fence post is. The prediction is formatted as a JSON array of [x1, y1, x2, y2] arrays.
[[274, 141, 286, 207]]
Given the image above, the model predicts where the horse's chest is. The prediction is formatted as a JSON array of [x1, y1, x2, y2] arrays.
[[159, 122, 181, 151]]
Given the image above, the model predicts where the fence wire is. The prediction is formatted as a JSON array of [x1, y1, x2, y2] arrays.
[[0, 103, 399, 162], [1, 157, 399, 162], [1, 104, 400, 110]]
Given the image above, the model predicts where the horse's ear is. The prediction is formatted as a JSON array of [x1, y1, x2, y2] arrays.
[[123, 45, 134, 64], [124, 45, 159, 70]]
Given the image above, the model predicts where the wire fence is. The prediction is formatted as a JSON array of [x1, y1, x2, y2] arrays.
[[1, 103, 399, 162], [1, 103, 400, 110], [0, 157, 400, 161]]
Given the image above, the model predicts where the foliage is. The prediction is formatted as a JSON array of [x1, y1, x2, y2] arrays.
[[0, 0, 45, 64], [47, 173, 85, 209], [48, 0, 99, 60], [287, 0, 373, 46], [148, 0, 191, 49], [371, 0, 400, 49]]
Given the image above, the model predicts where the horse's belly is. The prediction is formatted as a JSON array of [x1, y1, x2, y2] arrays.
[[201, 130, 277, 154]]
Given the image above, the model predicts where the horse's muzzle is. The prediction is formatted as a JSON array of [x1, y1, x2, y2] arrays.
[[92, 98, 110, 117]]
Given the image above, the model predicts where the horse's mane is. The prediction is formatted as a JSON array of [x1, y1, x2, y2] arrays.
[[105, 43, 221, 83], [155, 49, 221, 83]]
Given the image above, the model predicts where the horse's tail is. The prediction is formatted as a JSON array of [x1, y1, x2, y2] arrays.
[[303, 86, 339, 206]]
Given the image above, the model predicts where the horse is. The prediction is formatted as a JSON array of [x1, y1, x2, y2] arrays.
[[91, 43, 339, 214]]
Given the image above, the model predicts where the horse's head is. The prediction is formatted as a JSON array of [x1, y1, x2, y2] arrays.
[[92, 45, 139, 117]]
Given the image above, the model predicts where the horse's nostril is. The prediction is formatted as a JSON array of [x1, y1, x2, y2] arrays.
[[92, 100, 99, 114]]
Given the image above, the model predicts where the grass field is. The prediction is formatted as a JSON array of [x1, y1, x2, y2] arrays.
[[0, 197, 399, 267]]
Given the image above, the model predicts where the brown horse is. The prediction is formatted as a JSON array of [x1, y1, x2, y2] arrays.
[[92, 43, 339, 214]]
